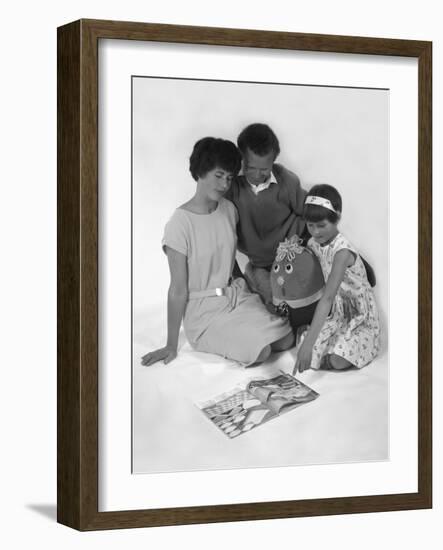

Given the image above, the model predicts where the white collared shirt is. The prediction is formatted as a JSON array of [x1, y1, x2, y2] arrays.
[[239, 169, 278, 195]]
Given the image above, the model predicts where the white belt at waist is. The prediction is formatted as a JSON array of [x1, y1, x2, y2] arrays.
[[188, 286, 229, 300]]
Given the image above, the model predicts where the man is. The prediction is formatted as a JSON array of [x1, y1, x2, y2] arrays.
[[226, 123, 308, 307]]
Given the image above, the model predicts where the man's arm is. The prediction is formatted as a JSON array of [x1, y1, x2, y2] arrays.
[[286, 171, 307, 216], [282, 167, 308, 239]]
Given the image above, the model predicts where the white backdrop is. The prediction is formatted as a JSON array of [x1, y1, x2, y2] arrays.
[[132, 76, 389, 320], [1, 0, 441, 548]]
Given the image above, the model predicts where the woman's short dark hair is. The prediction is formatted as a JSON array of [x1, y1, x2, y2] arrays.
[[237, 123, 280, 158], [189, 137, 242, 181], [303, 184, 342, 224]]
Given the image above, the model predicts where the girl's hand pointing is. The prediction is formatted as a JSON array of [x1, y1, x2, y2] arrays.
[[293, 340, 313, 374]]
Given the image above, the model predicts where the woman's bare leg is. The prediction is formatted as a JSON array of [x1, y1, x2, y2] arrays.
[[271, 331, 295, 352], [253, 333, 295, 365], [254, 344, 272, 364]]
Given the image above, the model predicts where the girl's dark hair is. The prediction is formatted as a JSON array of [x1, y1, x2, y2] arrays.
[[237, 123, 280, 158], [189, 137, 242, 181], [303, 184, 342, 224]]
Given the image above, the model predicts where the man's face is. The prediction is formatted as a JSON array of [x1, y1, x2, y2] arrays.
[[242, 148, 275, 186]]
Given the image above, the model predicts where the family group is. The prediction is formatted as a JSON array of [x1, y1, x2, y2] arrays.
[[141, 123, 380, 373]]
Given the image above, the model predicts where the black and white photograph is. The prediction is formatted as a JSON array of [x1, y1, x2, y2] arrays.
[[3, 0, 438, 543], [132, 76, 389, 474]]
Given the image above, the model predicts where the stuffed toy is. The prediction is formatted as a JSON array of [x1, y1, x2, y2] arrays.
[[270, 235, 325, 335]]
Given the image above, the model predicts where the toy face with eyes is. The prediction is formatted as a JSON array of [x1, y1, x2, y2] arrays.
[[271, 256, 297, 301], [270, 235, 325, 308]]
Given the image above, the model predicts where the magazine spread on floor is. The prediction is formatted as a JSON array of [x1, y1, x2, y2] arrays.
[[197, 372, 319, 438]]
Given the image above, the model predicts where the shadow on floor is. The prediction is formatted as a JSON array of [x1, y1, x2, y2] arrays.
[[26, 504, 57, 522]]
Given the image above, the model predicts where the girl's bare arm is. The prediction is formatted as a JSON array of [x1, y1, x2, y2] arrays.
[[295, 249, 354, 372]]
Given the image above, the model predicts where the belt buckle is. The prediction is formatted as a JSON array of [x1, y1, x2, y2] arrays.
[[215, 287, 225, 297]]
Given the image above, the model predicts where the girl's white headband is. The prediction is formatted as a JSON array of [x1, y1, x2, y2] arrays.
[[304, 195, 336, 213]]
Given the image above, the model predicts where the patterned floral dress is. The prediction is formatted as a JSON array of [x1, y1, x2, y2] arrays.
[[306, 233, 380, 369]]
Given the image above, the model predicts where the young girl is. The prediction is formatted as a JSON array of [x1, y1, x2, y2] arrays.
[[294, 184, 380, 373], [141, 137, 294, 368]]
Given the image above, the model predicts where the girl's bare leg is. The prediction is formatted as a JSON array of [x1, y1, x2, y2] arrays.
[[327, 354, 354, 370]]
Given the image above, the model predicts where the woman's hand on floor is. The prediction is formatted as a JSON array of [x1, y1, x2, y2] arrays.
[[141, 346, 177, 366]]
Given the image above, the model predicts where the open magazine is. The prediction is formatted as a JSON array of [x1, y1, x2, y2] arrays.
[[196, 372, 319, 438]]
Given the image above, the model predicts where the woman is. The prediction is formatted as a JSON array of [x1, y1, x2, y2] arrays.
[[141, 137, 294, 367]]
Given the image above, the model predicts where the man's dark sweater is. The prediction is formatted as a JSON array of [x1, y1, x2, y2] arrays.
[[226, 163, 307, 268]]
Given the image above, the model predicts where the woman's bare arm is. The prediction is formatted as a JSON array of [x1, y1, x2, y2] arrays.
[[141, 247, 188, 366], [165, 247, 188, 351]]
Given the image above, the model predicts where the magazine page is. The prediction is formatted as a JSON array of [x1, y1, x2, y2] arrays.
[[197, 386, 271, 438], [196, 372, 319, 438], [247, 373, 319, 415]]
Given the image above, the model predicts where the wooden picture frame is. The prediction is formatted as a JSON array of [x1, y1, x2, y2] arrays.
[[57, 18, 432, 530]]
